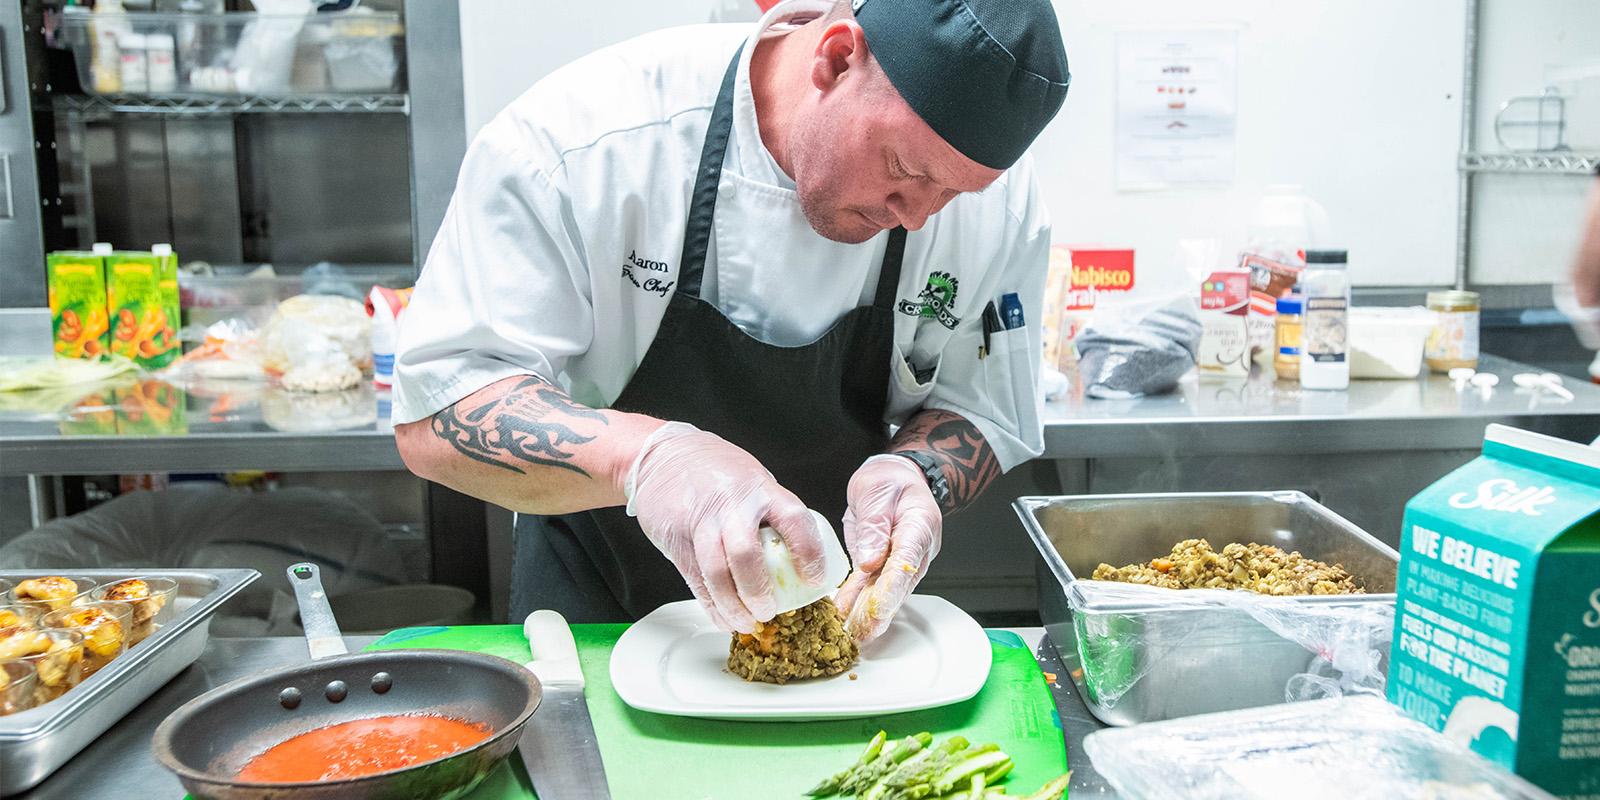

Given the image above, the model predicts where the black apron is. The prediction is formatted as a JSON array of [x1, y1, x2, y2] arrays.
[[510, 46, 907, 624]]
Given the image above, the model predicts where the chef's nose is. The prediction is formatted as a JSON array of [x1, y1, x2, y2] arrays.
[[885, 191, 934, 231]]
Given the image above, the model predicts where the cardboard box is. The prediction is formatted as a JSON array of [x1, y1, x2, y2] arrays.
[[1043, 246, 1135, 369], [1388, 424, 1600, 797], [1197, 269, 1250, 377], [106, 252, 179, 368], [48, 251, 111, 361]]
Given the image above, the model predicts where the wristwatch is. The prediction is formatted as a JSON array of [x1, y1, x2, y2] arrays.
[[895, 450, 951, 508]]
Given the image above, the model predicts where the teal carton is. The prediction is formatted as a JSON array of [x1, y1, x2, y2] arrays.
[[1388, 424, 1600, 797]]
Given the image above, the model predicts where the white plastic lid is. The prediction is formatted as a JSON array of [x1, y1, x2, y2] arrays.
[[761, 510, 851, 616], [151, 243, 172, 256]]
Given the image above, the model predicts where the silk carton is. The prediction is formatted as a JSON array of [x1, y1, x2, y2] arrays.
[[1388, 424, 1600, 797]]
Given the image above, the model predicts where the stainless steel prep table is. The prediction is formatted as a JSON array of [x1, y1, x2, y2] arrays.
[[3, 355, 1592, 476], [8, 631, 1120, 799], [6, 351, 1600, 616]]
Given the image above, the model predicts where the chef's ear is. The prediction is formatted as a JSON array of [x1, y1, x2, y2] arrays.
[[810, 20, 871, 93]]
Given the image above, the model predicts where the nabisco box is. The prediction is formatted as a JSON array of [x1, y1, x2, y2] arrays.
[[1388, 424, 1600, 798], [1043, 246, 1134, 369]]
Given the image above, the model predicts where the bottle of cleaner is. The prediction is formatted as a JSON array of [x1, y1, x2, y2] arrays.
[[1300, 250, 1350, 390]]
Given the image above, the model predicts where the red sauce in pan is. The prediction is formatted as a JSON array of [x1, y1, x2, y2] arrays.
[[236, 714, 492, 782]]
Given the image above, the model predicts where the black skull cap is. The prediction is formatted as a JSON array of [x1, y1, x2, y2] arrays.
[[852, 0, 1071, 170]]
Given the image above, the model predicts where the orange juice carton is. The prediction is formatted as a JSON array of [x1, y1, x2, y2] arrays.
[[47, 249, 111, 361], [106, 251, 179, 368]]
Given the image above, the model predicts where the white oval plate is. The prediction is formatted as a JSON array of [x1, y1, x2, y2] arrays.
[[609, 595, 992, 720]]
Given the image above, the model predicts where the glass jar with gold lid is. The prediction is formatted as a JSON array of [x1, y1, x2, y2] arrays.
[[1425, 290, 1480, 372]]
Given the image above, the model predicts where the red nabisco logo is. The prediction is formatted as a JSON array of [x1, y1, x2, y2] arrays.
[[1062, 248, 1134, 311]]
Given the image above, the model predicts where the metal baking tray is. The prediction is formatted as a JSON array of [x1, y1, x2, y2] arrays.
[[0, 568, 257, 794], [1014, 492, 1398, 727]]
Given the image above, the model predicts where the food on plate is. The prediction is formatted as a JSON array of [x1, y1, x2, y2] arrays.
[[236, 714, 492, 782], [807, 731, 1070, 800], [13, 577, 83, 611], [1092, 537, 1362, 596], [728, 596, 857, 685], [100, 578, 168, 644]]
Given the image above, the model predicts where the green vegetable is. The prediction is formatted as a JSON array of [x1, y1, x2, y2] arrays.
[[808, 731, 1069, 800], [810, 731, 887, 796]]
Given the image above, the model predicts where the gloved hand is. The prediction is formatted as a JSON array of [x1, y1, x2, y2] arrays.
[[624, 421, 827, 633], [834, 453, 942, 643]]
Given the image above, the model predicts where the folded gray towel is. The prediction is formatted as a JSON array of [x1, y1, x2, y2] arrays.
[[1076, 303, 1203, 399]]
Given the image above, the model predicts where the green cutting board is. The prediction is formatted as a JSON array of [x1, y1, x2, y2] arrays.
[[361, 624, 1067, 800]]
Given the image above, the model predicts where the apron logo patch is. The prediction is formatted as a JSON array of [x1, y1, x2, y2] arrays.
[[897, 271, 962, 330], [622, 250, 675, 297]]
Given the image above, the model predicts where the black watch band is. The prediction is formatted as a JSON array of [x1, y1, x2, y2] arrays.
[[896, 451, 951, 508]]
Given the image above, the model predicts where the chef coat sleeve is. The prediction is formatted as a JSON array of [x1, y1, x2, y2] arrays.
[[921, 174, 1051, 474], [391, 131, 593, 425]]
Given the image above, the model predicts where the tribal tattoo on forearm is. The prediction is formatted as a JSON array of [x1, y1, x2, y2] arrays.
[[890, 409, 1001, 514], [431, 377, 608, 477]]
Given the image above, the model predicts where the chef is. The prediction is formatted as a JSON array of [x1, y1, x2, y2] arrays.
[[392, 0, 1069, 643]]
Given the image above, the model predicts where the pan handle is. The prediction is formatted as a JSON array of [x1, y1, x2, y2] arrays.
[[289, 563, 349, 659]]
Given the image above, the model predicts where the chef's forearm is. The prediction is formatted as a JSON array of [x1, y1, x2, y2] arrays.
[[395, 375, 664, 515], [887, 408, 1001, 515]]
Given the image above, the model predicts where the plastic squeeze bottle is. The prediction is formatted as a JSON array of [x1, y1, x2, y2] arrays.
[[1299, 250, 1350, 390]]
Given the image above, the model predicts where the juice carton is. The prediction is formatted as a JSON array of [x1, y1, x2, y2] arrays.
[[1388, 424, 1600, 797], [1197, 269, 1251, 377], [47, 250, 111, 361], [105, 251, 179, 368], [153, 243, 181, 349]]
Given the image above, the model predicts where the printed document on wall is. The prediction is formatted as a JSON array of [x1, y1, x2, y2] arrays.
[[1115, 28, 1238, 189]]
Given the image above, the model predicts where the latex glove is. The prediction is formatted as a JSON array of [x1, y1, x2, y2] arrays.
[[624, 421, 826, 633], [834, 453, 942, 643]]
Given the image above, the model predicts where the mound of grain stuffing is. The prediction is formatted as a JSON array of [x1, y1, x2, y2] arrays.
[[728, 597, 857, 684], [1092, 537, 1362, 595]]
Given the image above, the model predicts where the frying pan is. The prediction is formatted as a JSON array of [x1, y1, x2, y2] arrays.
[[152, 564, 542, 800]]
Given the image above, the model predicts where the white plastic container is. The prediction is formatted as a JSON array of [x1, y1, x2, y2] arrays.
[[1349, 306, 1436, 379], [1299, 250, 1351, 390]]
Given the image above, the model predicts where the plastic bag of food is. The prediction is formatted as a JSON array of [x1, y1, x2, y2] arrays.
[[261, 294, 370, 392], [163, 318, 264, 383], [1073, 292, 1201, 399], [1084, 695, 1557, 800], [1066, 579, 1392, 712]]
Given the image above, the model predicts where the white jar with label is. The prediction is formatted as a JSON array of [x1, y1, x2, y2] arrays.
[[1300, 249, 1351, 390]]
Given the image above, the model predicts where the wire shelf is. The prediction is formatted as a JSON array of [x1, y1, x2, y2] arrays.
[[1459, 151, 1600, 175], [53, 93, 410, 117]]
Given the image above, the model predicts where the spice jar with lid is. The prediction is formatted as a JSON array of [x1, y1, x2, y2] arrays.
[[1425, 290, 1480, 372], [1274, 294, 1303, 381]]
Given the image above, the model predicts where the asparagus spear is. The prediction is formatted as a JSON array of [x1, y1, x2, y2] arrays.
[[863, 736, 971, 800], [809, 731, 888, 796], [841, 734, 932, 795], [1013, 773, 1070, 800], [930, 745, 1010, 796]]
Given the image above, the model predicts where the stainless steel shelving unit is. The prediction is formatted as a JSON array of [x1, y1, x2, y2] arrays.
[[53, 92, 410, 118], [1460, 151, 1600, 175], [1453, 0, 1599, 289]]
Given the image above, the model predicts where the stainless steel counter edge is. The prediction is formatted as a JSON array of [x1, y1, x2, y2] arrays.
[[1039, 412, 1600, 459], [0, 430, 406, 475]]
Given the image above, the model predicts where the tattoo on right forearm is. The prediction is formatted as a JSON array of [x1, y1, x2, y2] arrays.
[[891, 409, 1001, 514], [431, 377, 608, 476]]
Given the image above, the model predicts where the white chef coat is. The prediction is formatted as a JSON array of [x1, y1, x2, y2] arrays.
[[393, 0, 1051, 471]]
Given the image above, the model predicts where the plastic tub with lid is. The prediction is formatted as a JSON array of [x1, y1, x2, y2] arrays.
[[1349, 306, 1436, 379]]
